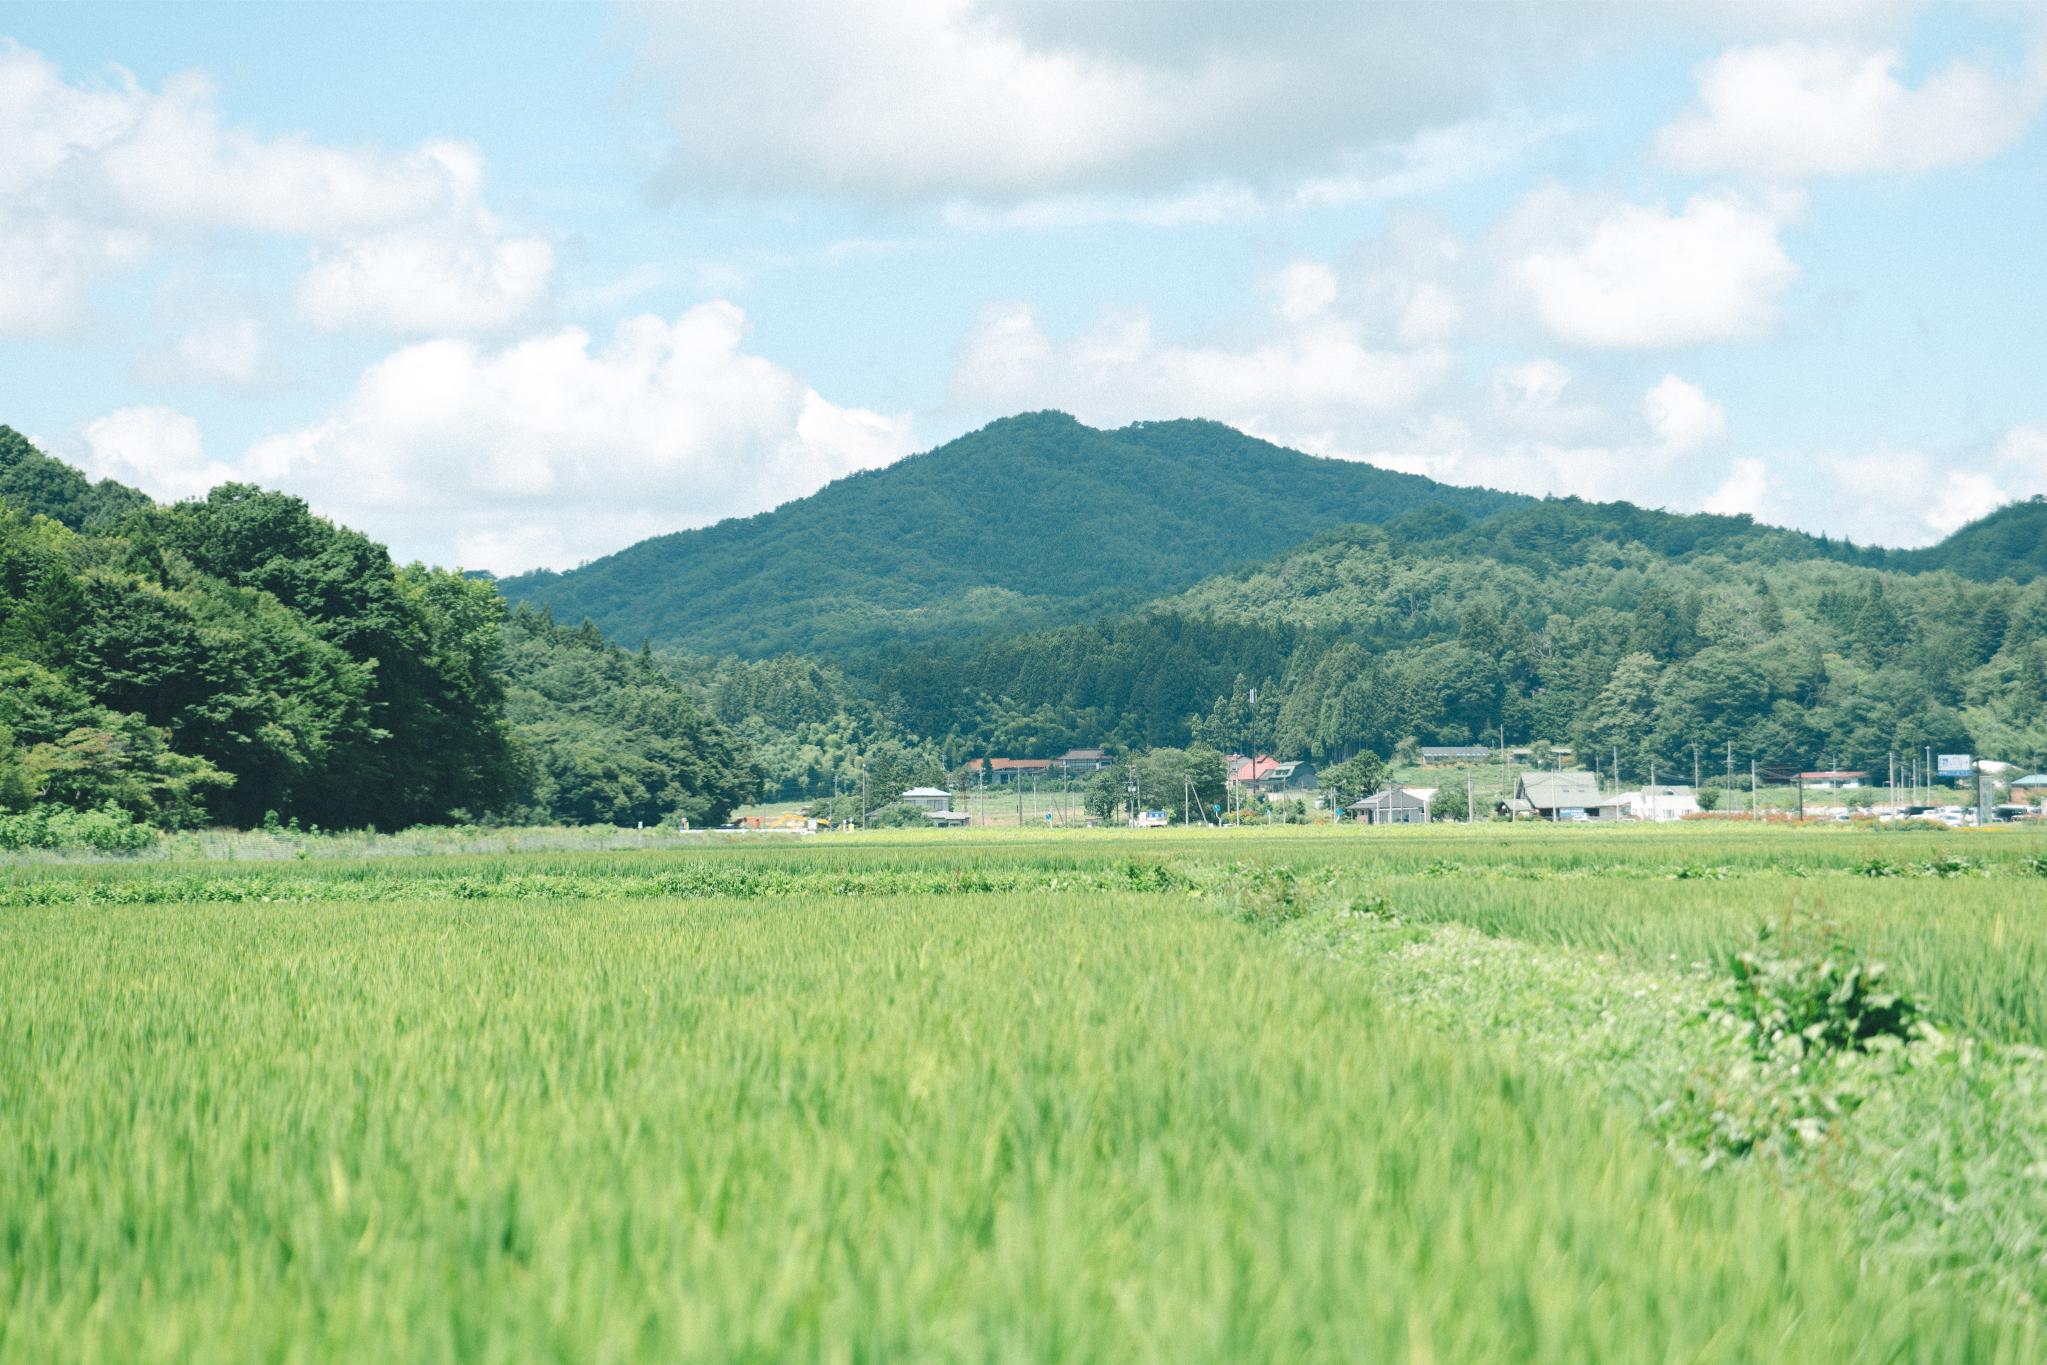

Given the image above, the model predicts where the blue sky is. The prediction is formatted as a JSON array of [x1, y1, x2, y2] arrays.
[[3, 1, 2044, 573]]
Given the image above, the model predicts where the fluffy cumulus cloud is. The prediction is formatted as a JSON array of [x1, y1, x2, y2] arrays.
[[627, 0, 1929, 213], [952, 301, 1454, 447], [211, 304, 916, 572], [1512, 188, 1802, 349], [1814, 434, 2047, 545], [77, 405, 242, 503], [1659, 41, 2047, 179], [1702, 457, 1770, 516], [1643, 375, 1726, 451], [298, 223, 555, 334], [0, 38, 548, 337], [628, 0, 1530, 203]]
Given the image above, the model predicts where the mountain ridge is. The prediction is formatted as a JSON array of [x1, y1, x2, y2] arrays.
[[498, 412, 1528, 656], [499, 411, 2047, 659]]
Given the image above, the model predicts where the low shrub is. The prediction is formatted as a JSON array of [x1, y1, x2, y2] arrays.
[[1716, 919, 1919, 1063], [0, 804, 159, 853]]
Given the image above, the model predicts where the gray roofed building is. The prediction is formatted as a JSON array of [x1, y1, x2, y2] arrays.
[[1347, 784, 1431, 825], [1506, 771, 1626, 821]]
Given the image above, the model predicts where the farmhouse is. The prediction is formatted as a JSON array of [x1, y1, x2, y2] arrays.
[[899, 786, 953, 812], [977, 757, 1052, 784], [1419, 745, 1490, 765], [1229, 756, 1318, 792], [925, 809, 973, 828], [1347, 784, 1432, 825], [1057, 748, 1112, 773], [1506, 771, 1626, 821]]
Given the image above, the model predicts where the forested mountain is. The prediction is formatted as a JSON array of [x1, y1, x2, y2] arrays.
[[498, 412, 1527, 657], [871, 501, 2047, 780], [1, 433, 755, 837]]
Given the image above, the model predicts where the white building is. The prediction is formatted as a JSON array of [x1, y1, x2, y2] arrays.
[[1619, 785, 1701, 822]]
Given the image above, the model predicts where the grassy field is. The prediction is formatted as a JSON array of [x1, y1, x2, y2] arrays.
[[5, 824, 2047, 1361]]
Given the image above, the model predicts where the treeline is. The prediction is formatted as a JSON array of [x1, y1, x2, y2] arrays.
[[861, 510, 2047, 778], [0, 429, 755, 839]]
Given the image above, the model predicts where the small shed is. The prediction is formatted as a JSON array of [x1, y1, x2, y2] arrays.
[[1419, 745, 1491, 766], [1347, 784, 1431, 825], [900, 786, 953, 812], [925, 809, 973, 828]]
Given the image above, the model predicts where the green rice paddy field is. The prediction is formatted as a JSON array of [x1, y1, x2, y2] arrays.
[[6, 823, 2047, 1362]]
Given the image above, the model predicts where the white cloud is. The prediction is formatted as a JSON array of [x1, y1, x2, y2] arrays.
[[0, 214, 147, 336], [1998, 425, 2047, 477], [1702, 457, 1769, 516], [1271, 261, 1339, 323], [77, 405, 242, 503], [1643, 375, 1726, 451], [1494, 359, 1572, 412], [952, 302, 1453, 439], [1658, 42, 2047, 180], [0, 39, 547, 337], [299, 223, 554, 334], [1928, 469, 2009, 536], [95, 72, 483, 234], [230, 304, 914, 572], [1515, 189, 1801, 348], [1813, 433, 2047, 544], [630, 1, 1911, 207], [935, 113, 1581, 229], [136, 316, 275, 390]]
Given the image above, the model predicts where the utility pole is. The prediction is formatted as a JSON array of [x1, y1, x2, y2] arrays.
[[1465, 766, 1474, 824], [1692, 745, 1700, 791], [1750, 759, 1757, 819]]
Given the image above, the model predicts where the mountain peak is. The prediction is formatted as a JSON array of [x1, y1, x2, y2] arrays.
[[498, 414, 1524, 656]]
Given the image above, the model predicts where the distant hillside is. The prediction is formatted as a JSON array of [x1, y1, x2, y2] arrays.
[[872, 491, 2047, 774], [498, 412, 1528, 656], [1889, 497, 2047, 584]]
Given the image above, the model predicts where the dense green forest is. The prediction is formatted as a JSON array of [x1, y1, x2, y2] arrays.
[[869, 506, 2047, 781], [499, 412, 1528, 656], [0, 428, 754, 841]]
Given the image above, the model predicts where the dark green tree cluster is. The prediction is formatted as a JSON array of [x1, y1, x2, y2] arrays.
[[2, 432, 763, 835], [501, 609, 757, 827], [1081, 746, 1228, 824], [662, 652, 950, 803], [1, 483, 517, 829]]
